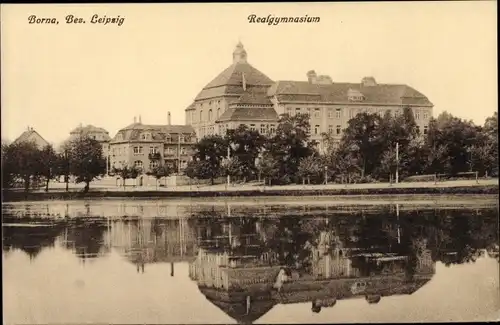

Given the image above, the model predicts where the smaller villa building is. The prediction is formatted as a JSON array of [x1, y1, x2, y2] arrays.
[[109, 114, 196, 174]]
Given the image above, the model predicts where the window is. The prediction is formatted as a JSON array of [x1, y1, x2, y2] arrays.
[[260, 124, 266, 134], [286, 107, 292, 116], [423, 125, 428, 135], [296, 108, 301, 114], [133, 146, 143, 155], [181, 147, 186, 155], [423, 112, 429, 119], [166, 147, 173, 155], [416, 125, 421, 134], [134, 160, 143, 169], [200, 110, 203, 122], [149, 146, 158, 154], [328, 109, 334, 119], [149, 160, 159, 169], [208, 109, 213, 121], [314, 108, 320, 118], [349, 110, 354, 119], [415, 112, 421, 120], [328, 125, 333, 134], [335, 108, 341, 119], [269, 124, 276, 134], [336, 125, 341, 135], [179, 135, 185, 143], [314, 125, 320, 135], [141, 133, 151, 140], [250, 124, 256, 131]]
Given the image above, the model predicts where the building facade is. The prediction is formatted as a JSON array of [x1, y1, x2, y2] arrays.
[[68, 124, 111, 157], [109, 115, 196, 174], [185, 42, 434, 153], [12, 126, 50, 149]]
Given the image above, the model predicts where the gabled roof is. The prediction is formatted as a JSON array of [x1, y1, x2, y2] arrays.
[[268, 81, 433, 106], [12, 129, 50, 148], [194, 62, 274, 101], [199, 287, 276, 324], [217, 106, 278, 123], [216, 88, 278, 123], [111, 123, 196, 143]]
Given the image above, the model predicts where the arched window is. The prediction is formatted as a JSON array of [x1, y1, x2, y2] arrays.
[[208, 109, 213, 121]]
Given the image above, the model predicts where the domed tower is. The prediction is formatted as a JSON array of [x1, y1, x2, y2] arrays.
[[186, 41, 277, 140]]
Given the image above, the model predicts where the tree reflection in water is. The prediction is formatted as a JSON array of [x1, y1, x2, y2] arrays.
[[2, 204, 498, 323], [189, 207, 498, 323]]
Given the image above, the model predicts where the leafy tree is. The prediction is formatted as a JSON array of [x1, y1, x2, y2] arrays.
[[225, 125, 267, 182], [424, 113, 480, 175], [38, 144, 58, 192], [112, 165, 140, 188], [69, 136, 106, 193], [297, 155, 323, 184], [1, 142, 15, 189], [148, 165, 172, 189], [2, 141, 42, 192], [220, 156, 240, 184], [340, 113, 383, 177], [265, 113, 317, 184], [256, 152, 279, 186], [479, 112, 498, 176], [56, 141, 73, 192], [331, 144, 363, 184], [192, 135, 227, 185]]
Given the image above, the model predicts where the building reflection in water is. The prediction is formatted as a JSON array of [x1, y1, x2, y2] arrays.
[[187, 206, 498, 324], [2, 202, 498, 323]]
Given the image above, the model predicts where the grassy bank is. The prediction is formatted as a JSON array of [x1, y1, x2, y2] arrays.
[[2, 184, 498, 202]]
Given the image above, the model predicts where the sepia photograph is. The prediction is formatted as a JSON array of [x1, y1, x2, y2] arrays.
[[1, 2, 498, 324]]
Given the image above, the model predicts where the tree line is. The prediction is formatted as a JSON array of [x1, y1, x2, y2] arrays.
[[2, 109, 497, 191], [2, 136, 107, 193], [1, 135, 176, 193], [187, 109, 498, 185]]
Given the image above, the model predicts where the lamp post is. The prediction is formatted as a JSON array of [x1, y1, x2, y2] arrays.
[[395, 142, 399, 184], [227, 146, 231, 187]]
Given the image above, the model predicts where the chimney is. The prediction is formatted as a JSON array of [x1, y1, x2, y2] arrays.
[[133, 116, 137, 124], [139, 115, 142, 124], [27, 125, 30, 131], [168, 111, 171, 125], [307, 70, 317, 83]]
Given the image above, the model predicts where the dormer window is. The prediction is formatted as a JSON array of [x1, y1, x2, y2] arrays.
[[141, 132, 152, 140], [348, 88, 365, 102]]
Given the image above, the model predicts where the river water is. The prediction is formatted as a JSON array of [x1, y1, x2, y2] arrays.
[[2, 195, 499, 324]]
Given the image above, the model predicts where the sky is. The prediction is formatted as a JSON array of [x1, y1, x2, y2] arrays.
[[1, 2, 497, 146]]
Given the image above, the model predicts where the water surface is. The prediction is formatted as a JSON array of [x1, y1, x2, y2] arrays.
[[3, 196, 499, 323]]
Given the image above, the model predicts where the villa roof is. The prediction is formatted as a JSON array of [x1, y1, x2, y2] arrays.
[[111, 123, 196, 143], [69, 124, 111, 141]]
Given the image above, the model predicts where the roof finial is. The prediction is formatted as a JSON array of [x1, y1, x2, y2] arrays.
[[233, 40, 247, 64]]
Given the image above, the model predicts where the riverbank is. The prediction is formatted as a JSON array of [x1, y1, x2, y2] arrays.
[[2, 179, 498, 202]]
